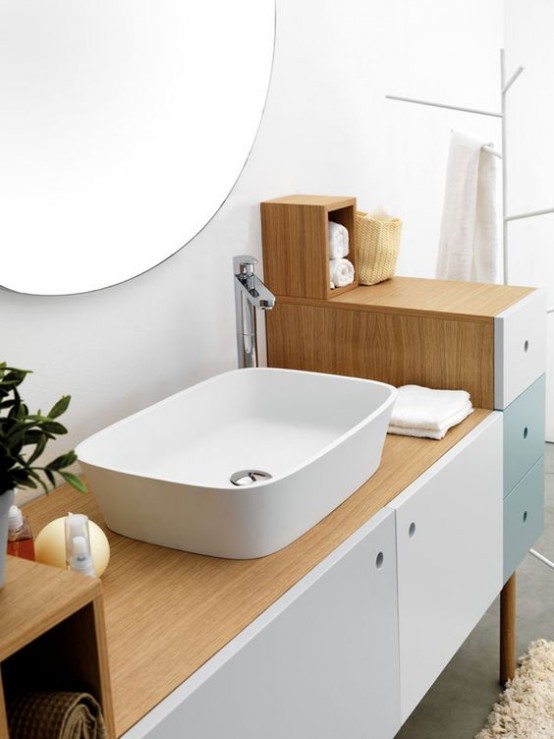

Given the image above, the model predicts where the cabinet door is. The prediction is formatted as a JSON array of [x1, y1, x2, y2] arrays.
[[387, 413, 503, 723], [504, 456, 545, 583], [124, 509, 400, 739], [503, 374, 545, 495]]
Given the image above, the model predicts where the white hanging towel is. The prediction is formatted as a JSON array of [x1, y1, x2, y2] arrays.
[[435, 131, 499, 283]]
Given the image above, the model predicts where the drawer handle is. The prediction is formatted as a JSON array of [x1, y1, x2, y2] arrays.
[[523, 510, 528, 523], [523, 426, 529, 439], [409, 522, 416, 538], [375, 551, 384, 569], [524, 339, 530, 352]]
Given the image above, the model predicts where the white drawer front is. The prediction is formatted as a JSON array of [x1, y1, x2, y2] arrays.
[[494, 290, 546, 409]]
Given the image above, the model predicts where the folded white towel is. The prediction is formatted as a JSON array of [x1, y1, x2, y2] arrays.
[[329, 258, 355, 288], [435, 131, 499, 283], [328, 221, 349, 259], [387, 384, 474, 440]]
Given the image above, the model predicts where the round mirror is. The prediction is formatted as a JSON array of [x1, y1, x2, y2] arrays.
[[0, 0, 275, 295]]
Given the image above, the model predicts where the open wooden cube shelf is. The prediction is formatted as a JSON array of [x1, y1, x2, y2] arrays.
[[261, 195, 358, 300], [0, 557, 115, 738]]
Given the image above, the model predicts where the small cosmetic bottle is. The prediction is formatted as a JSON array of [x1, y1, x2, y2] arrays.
[[65, 513, 96, 577], [7, 505, 36, 561]]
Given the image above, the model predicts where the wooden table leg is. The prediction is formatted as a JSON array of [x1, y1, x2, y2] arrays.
[[500, 572, 516, 685]]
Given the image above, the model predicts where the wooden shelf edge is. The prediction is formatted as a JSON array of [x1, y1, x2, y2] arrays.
[[0, 558, 102, 662]]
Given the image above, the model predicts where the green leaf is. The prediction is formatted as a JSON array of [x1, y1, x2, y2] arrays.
[[35, 420, 68, 436], [2, 369, 29, 389], [27, 435, 48, 465], [19, 429, 44, 444], [48, 395, 71, 419], [45, 451, 77, 471], [59, 472, 87, 493], [4, 425, 30, 448], [0, 364, 77, 495], [11, 468, 40, 487]]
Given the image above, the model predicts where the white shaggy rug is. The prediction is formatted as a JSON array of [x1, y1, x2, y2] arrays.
[[476, 639, 554, 739]]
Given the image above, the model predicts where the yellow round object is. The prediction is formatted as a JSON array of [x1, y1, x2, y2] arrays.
[[35, 516, 110, 577]]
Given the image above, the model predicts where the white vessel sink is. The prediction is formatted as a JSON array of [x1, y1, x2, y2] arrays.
[[77, 368, 397, 559]]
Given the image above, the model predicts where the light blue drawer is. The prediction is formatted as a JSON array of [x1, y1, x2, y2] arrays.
[[503, 374, 545, 497], [503, 456, 545, 584]]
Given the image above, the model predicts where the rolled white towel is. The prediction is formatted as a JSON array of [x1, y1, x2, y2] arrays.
[[328, 221, 349, 259], [387, 384, 473, 440], [329, 258, 355, 288]]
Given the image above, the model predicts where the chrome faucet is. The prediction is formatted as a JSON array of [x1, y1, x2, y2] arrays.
[[233, 255, 276, 368]]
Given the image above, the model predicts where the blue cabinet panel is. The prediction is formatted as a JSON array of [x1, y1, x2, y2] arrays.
[[503, 456, 545, 583], [503, 375, 545, 496]]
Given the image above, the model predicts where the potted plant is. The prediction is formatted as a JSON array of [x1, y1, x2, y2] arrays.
[[1, 363, 86, 588]]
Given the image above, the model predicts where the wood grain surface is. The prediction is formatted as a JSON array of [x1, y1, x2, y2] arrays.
[[265, 278, 536, 409], [267, 300, 496, 407], [0, 557, 115, 738], [261, 195, 358, 300]]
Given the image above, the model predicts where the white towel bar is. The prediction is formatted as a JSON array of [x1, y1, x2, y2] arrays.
[[530, 548, 554, 570], [505, 207, 554, 222], [385, 94, 501, 118], [482, 144, 502, 158]]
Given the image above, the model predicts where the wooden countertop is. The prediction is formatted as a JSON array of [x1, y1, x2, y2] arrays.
[[24, 410, 490, 736], [276, 276, 535, 321]]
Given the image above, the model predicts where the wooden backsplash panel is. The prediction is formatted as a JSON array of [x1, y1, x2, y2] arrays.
[[266, 301, 495, 408]]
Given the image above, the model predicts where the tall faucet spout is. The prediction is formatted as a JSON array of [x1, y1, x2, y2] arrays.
[[233, 255, 276, 369]]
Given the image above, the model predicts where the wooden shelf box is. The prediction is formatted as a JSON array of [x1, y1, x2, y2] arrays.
[[261, 195, 359, 300], [0, 557, 115, 738]]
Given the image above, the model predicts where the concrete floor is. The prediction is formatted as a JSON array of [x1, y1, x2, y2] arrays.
[[395, 443, 554, 739]]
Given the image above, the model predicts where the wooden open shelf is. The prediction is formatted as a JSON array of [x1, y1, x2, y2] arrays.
[[0, 557, 115, 738], [261, 194, 359, 300]]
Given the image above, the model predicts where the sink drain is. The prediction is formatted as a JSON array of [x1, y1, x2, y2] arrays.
[[230, 469, 272, 486]]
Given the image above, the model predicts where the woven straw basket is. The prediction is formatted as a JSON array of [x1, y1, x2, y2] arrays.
[[355, 211, 402, 285]]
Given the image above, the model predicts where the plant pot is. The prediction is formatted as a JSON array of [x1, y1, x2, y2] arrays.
[[0, 489, 15, 590]]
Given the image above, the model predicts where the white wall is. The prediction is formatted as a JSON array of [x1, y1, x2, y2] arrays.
[[2, 0, 503, 488], [504, 0, 554, 440]]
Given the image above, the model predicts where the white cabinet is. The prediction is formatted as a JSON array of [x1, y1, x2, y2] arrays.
[[386, 413, 503, 723], [125, 508, 400, 739], [123, 414, 507, 739], [494, 289, 546, 409]]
